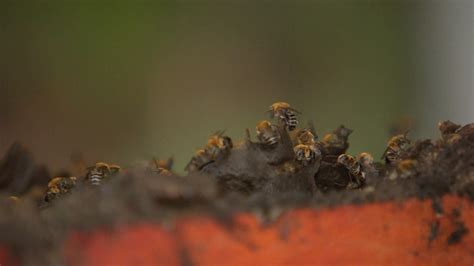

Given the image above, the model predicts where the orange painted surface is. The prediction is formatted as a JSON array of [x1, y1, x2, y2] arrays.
[[1, 196, 473, 265], [0, 245, 18, 266]]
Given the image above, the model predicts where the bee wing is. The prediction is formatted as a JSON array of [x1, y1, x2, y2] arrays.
[[184, 160, 193, 171], [212, 129, 227, 137], [265, 109, 275, 118], [166, 156, 174, 170], [152, 157, 160, 168], [307, 120, 318, 139], [381, 146, 389, 160], [288, 107, 302, 114]]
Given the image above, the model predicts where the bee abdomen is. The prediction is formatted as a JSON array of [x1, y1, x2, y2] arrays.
[[286, 112, 298, 131], [262, 135, 278, 146]]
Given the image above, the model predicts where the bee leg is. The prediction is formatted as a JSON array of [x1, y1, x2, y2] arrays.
[[198, 160, 215, 170]]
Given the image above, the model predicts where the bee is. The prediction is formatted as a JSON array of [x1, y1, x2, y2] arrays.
[[256, 120, 280, 146], [269, 102, 300, 131], [397, 159, 417, 178], [388, 159, 418, 180], [322, 125, 353, 156], [382, 134, 411, 165], [438, 120, 462, 144], [205, 131, 233, 159], [337, 152, 375, 189], [150, 157, 174, 176], [44, 176, 77, 202], [85, 162, 121, 186], [357, 152, 375, 174], [337, 154, 363, 188], [296, 128, 317, 146], [185, 149, 210, 172], [294, 144, 321, 166], [185, 132, 233, 172]]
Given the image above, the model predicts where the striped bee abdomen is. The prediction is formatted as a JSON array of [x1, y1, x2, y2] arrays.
[[261, 135, 279, 146], [285, 111, 298, 131]]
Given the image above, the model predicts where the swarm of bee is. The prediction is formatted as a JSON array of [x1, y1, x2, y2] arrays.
[[25, 103, 473, 204], [41, 161, 122, 203]]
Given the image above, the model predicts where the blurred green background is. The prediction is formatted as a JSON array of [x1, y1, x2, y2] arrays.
[[0, 1, 471, 173]]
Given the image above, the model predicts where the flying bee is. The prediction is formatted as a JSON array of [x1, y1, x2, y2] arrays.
[[269, 102, 300, 131], [85, 162, 120, 186], [322, 125, 353, 156], [44, 176, 77, 202], [294, 144, 321, 166], [382, 134, 411, 165], [256, 120, 280, 146]]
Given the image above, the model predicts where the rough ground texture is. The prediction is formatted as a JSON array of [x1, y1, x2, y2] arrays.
[[0, 123, 473, 265]]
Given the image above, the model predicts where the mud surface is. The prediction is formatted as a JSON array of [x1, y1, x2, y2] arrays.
[[0, 122, 473, 265]]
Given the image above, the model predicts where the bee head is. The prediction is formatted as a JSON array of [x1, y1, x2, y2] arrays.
[[256, 120, 272, 132], [270, 102, 290, 112], [94, 162, 111, 175]]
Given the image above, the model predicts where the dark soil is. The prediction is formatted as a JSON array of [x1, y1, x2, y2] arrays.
[[0, 122, 473, 265]]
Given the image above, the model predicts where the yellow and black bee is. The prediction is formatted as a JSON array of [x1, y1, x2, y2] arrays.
[[294, 144, 321, 166], [185, 149, 211, 172], [205, 131, 233, 159], [85, 162, 121, 186], [256, 120, 280, 146], [296, 128, 317, 147], [337, 152, 375, 189], [382, 134, 410, 165], [150, 157, 174, 176], [269, 102, 300, 131], [185, 131, 233, 172], [44, 176, 77, 202], [322, 125, 353, 156]]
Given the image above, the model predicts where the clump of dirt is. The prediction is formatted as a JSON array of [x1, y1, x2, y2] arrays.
[[0, 115, 473, 265]]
